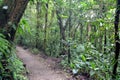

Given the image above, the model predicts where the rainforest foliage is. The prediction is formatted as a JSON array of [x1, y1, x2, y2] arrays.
[[0, 33, 27, 80], [16, 0, 120, 79], [0, 0, 28, 80], [0, 0, 120, 80]]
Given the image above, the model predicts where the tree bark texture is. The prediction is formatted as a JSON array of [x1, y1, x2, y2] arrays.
[[56, 9, 67, 55], [44, 3, 48, 51], [112, 0, 120, 78], [36, 1, 41, 48], [0, 0, 29, 41]]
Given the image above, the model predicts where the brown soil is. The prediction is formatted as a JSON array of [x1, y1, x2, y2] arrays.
[[16, 46, 72, 80]]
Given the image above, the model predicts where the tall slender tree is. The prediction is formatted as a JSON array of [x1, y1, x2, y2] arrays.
[[112, 0, 120, 78], [44, 3, 48, 51], [36, 0, 41, 48], [68, 0, 72, 63]]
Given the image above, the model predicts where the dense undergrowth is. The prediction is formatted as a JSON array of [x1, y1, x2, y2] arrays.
[[0, 33, 27, 80], [16, 29, 120, 80], [15, 0, 120, 79], [61, 42, 120, 79], [19, 41, 120, 80]]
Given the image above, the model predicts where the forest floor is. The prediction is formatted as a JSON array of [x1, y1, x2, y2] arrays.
[[16, 46, 73, 80]]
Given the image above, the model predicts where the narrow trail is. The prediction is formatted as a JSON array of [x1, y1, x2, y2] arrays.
[[16, 46, 71, 80]]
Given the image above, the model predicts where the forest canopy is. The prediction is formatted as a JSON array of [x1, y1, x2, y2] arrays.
[[0, 0, 120, 80]]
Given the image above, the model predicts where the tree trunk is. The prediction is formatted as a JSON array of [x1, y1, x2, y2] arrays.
[[112, 0, 120, 78], [68, 0, 72, 63], [0, 0, 29, 41], [104, 27, 107, 53], [56, 9, 66, 55], [87, 23, 91, 41], [80, 23, 83, 43], [93, 25, 97, 47], [44, 3, 48, 51], [36, 1, 41, 48], [56, 8, 70, 55]]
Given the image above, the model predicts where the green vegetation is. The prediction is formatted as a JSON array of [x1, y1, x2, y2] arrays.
[[0, 0, 28, 79], [0, 34, 27, 80], [15, 0, 120, 79], [0, 0, 119, 80]]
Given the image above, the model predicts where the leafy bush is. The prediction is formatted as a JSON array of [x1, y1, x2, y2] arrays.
[[61, 41, 120, 79], [0, 33, 27, 80], [30, 48, 40, 54]]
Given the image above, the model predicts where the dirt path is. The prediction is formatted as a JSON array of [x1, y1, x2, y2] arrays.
[[16, 46, 71, 80]]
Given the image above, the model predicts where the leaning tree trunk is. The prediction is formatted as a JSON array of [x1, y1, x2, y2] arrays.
[[112, 0, 120, 79], [0, 0, 29, 41]]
